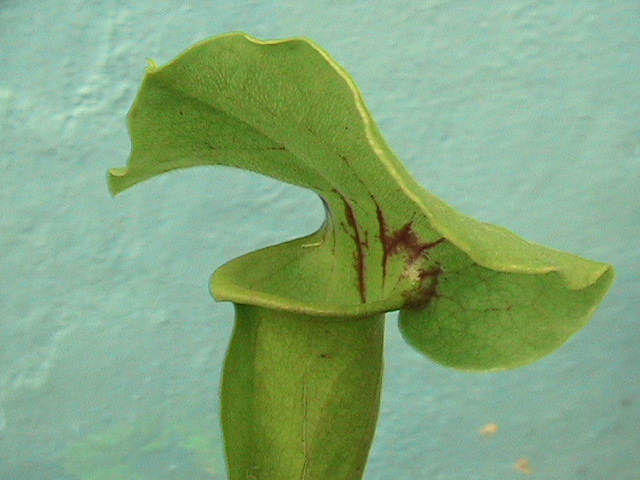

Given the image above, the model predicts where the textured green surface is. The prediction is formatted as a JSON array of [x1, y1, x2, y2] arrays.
[[222, 305, 383, 480], [110, 33, 614, 371]]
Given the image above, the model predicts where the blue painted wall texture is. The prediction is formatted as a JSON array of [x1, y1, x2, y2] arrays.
[[1, 1, 638, 479]]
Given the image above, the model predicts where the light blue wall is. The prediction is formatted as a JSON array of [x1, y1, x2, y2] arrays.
[[1, 1, 638, 479]]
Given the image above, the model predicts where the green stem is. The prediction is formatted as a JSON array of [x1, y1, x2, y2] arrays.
[[221, 304, 384, 480]]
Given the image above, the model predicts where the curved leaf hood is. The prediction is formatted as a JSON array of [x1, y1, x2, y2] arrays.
[[110, 33, 614, 370]]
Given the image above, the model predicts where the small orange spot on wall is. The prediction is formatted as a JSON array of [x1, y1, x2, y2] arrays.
[[480, 422, 500, 437], [515, 457, 534, 474]]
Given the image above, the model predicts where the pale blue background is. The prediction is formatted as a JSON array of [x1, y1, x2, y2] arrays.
[[1, 1, 638, 479]]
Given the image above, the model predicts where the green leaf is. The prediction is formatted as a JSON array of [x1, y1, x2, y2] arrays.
[[221, 305, 383, 480], [110, 33, 614, 370]]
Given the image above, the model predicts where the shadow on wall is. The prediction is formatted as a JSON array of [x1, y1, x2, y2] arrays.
[[63, 416, 225, 480]]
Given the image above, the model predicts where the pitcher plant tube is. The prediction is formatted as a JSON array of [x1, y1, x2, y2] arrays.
[[109, 33, 614, 480]]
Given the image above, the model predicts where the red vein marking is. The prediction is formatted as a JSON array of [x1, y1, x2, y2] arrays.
[[333, 189, 368, 303]]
